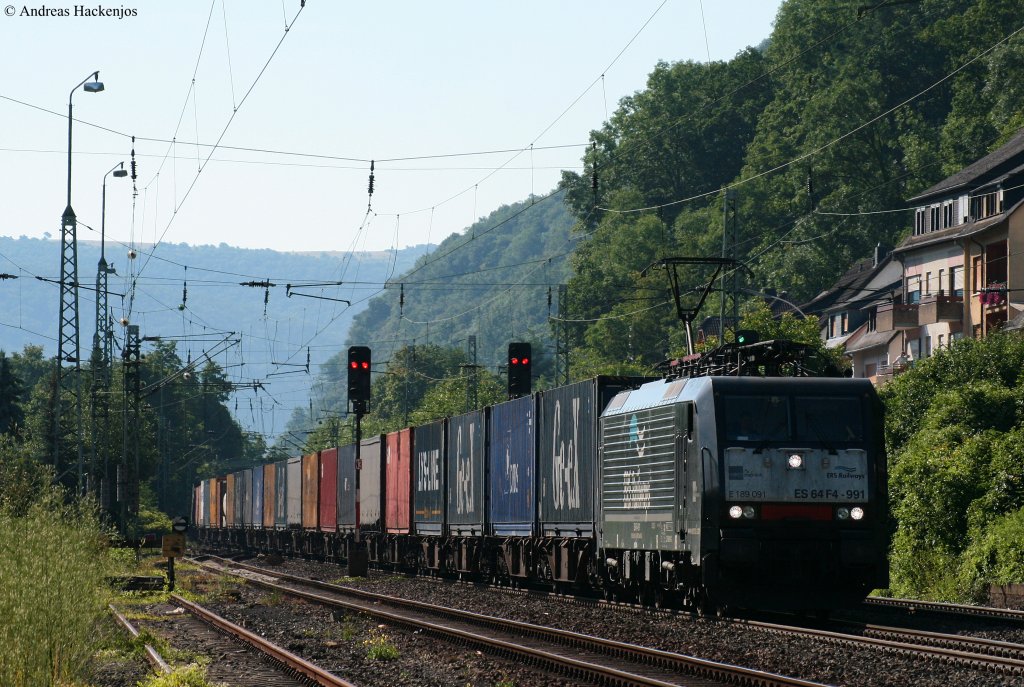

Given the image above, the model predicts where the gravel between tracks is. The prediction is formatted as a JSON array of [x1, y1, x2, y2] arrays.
[[232, 556, 1023, 687], [186, 566, 588, 687]]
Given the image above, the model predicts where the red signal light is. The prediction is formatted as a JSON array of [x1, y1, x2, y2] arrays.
[[521, 357, 529, 365], [350, 361, 357, 369], [361, 361, 369, 369], [511, 357, 519, 365]]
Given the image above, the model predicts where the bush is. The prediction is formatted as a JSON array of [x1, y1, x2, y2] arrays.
[[959, 508, 1024, 601]]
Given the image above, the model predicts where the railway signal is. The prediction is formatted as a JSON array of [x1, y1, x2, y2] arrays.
[[507, 342, 531, 399], [348, 346, 372, 414]]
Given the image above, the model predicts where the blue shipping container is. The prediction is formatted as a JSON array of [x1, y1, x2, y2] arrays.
[[488, 395, 536, 536], [447, 410, 486, 535], [251, 467, 264, 528]]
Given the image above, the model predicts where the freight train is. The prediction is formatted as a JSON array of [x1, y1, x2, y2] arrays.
[[194, 339, 889, 613]]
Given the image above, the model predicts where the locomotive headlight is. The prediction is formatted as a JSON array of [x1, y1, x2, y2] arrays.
[[787, 453, 804, 469], [742, 506, 756, 519], [850, 507, 865, 521], [729, 505, 744, 519], [836, 507, 850, 520]]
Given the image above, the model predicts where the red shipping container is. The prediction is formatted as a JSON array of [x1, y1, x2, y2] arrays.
[[319, 448, 338, 532], [302, 453, 320, 530], [385, 428, 413, 533], [262, 463, 276, 529]]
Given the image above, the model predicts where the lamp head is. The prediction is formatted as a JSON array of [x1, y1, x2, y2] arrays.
[[83, 80, 104, 93], [113, 169, 128, 177]]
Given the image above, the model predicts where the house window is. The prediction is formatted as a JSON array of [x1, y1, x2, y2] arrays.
[[908, 338, 921, 360], [925, 271, 932, 296], [938, 269, 945, 296], [938, 334, 944, 349], [987, 240, 1008, 286], [867, 309, 876, 332], [914, 209, 925, 235], [907, 275, 921, 304], [951, 265, 964, 296], [930, 206, 940, 231], [924, 336, 932, 358], [972, 256, 984, 293]]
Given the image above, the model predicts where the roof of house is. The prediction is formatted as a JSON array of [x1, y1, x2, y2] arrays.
[[893, 197, 1024, 255], [802, 252, 900, 315], [908, 129, 1024, 204], [844, 328, 898, 355]]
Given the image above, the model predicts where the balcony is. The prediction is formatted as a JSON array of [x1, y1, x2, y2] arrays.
[[919, 294, 964, 325], [876, 302, 919, 331]]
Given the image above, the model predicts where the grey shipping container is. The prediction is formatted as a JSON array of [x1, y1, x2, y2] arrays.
[[286, 456, 302, 527], [274, 460, 288, 528], [241, 468, 255, 527], [360, 435, 385, 534], [488, 395, 536, 536], [414, 420, 446, 535], [446, 410, 486, 535], [251, 467, 264, 528], [337, 443, 357, 532], [538, 377, 651, 535]]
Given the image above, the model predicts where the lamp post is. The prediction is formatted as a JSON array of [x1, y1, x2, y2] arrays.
[[54, 70, 104, 496], [91, 161, 125, 507]]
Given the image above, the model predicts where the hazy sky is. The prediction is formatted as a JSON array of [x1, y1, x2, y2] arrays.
[[0, 1, 782, 254]]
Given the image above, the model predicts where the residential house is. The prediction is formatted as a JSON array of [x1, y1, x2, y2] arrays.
[[802, 245, 903, 382], [862, 130, 1024, 382]]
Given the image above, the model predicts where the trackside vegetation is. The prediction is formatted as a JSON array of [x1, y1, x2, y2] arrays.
[[881, 332, 1024, 601], [0, 440, 113, 687]]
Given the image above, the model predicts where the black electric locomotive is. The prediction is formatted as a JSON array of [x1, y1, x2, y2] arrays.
[[195, 339, 889, 613]]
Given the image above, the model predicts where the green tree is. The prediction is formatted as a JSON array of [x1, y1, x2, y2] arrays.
[[0, 352, 26, 436]]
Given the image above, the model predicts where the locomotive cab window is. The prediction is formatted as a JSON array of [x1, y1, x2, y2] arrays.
[[723, 395, 789, 442], [795, 397, 863, 443]]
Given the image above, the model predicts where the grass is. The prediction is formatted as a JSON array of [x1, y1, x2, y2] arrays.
[[362, 628, 400, 661], [137, 663, 219, 687], [0, 499, 113, 687]]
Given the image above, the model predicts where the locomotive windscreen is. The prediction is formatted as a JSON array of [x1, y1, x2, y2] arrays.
[[724, 394, 864, 444], [723, 395, 789, 442], [721, 391, 873, 504]]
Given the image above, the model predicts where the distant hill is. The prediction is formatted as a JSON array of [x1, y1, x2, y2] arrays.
[[282, 193, 575, 437], [0, 236, 430, 434]]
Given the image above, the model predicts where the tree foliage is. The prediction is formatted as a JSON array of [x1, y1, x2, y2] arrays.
[[881, 334, 1024, 599]]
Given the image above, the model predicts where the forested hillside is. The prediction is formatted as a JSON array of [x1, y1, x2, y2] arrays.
[[559, 0, 1024, 376], [289, 197, 573, 441]]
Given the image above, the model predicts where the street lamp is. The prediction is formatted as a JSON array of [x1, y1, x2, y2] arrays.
[[92, 161, 126, 508], [54, 70, 105, 496]]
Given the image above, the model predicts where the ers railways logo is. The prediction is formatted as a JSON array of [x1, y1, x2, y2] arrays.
[[622, 414, 652, 510]]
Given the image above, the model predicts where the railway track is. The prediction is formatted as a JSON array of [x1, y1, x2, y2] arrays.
[[864, 596, 1024, 625], [191, 555, 827, 687], [114, 593, 356, 687], [738, 616, 1024, 676]]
